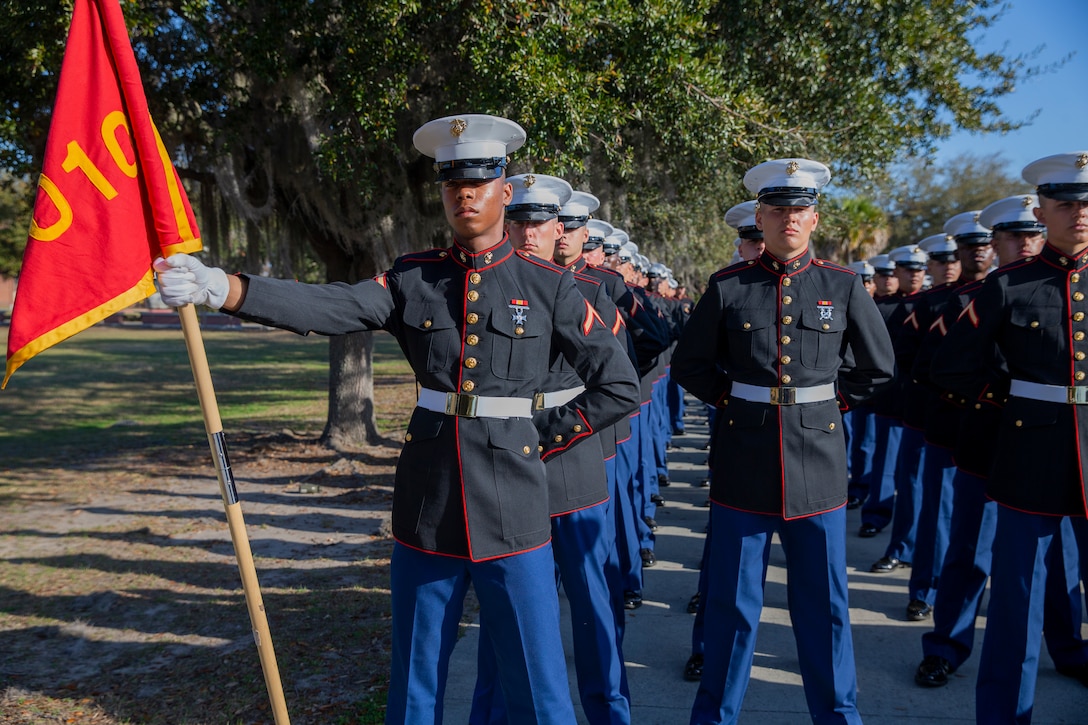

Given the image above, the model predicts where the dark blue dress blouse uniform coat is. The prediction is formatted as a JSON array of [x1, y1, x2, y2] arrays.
[[671, 249, 895, 518], [542, 268, 630, 516], [228, 236, 641, 560], [931, 243, 1088, 517]]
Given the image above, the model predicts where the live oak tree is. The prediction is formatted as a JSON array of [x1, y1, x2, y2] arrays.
[[0, 0, 1040, 447]]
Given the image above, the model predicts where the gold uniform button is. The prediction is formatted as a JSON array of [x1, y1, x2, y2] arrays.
[[573, 424, 583, 433], [470, 272, 482, 285], [1077, 371, 1087, 381], [1078, 352, 1086, 361], [467, 290, 479, 302], [782, 277, 792, 287], [464, 357, 478, 369], [1074, 273, 1082, 283], [828, 422, 835, 431], [1030, 321, 1039, 328], [822, 323, 830, 330], [783, 296, 793, 305], [986, 392, 993, 399], [743, 322, 752, 330], [728, 419, 734, 426], [1015, 420, 1023, 427], [1076, 313, 1086, 322], [554, 435, 564, 443], [462, 380, 475, 392], [975, 403, 982, 410], [515, 326, 525, 335], [467, 312, 479, 324], [538, 445, 544, 453], [781, 336, 791, 345], [1077, 332, 1086, 341], [423, 319, 433, 329], [404, 433, 412, 442], [466, 334, 479, 346], [522, 446, 531, 455], [781, 374, 792, 384], [782, 316, 793, 325], [781, 355, 792, 365], [1076, 292, 1086, 302]]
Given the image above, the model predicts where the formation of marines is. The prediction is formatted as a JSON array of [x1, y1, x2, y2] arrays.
[[153, 113, 1088, 725]]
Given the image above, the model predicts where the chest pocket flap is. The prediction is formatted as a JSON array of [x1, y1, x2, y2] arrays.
[[403, 301, 457, 332], [401, 302, 458, 373], [797, 307, 848, 333], [489, 309, 546, 381], [1008, 304, 1062, 330], [722, 307, 776, 333]]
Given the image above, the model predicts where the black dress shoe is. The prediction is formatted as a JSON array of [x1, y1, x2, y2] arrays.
[[686, 592, 700, 614], [915, 655, 953, 687], [643, 516, 659, 532], [623, 591, 643, 610], [672, 428, 686, 437], [683, 654, 703, 681], [640, 548, 657, 567], [907, 599, 933, 621], [870, 556, 909, 573], [658, 473, 671, 487], [650, 493, 666, 505], [697, 478, 710, 488], [701, 497, 711, 507], [858, 523, 880, 538], [846, 496, 863, 510], [1056, 662, 1088, 688]]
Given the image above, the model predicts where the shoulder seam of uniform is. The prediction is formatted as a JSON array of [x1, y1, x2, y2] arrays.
[[813, 259, 854, 274], [396, 248, 448, 264], [517, 251, 567, 275], [572, 271, 603, 287]]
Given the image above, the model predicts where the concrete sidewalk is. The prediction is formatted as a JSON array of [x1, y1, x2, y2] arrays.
[[443, 400, 1088, 724]]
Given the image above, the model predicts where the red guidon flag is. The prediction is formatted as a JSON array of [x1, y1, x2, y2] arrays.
[[3, 0, 201, 388]]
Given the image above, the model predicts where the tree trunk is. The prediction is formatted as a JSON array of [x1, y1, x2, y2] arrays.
[[320, 330, 384, 449]]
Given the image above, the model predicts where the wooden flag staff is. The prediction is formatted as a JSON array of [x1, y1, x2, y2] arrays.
[[177, 302, 291, 724]]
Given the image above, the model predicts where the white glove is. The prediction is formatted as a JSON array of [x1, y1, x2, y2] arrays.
[[153, 254, 230, 309]]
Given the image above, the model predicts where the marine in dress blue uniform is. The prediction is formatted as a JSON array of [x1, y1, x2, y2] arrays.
[[471, 175, 636, 725], [866, 244, 928, 572], [565, 215, 671, 620], [684, 199, 767, 684], [931, 152, 1088, 723], [845, 259, 878, 508], [916, 194, 1088, 690], [672, 159, 895, 725], [902, 225, 973, 621], [158, 115, 640, 725]]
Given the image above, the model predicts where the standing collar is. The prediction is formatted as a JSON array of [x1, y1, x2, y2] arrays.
[[564, 256, 587, 273], [759, 247, 812, 277], [1039, 241, 1088, 273], [450, 235, 514, 270]]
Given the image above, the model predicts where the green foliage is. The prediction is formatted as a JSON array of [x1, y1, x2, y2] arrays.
[[872, 152, 1029, 248], [0, 0, 1035, 285], [0, 173, 34, 277]]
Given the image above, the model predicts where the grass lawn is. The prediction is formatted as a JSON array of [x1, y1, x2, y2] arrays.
[[0, 321, 419, 724]]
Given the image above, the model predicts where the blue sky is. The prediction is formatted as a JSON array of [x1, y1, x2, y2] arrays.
[[931, 0, 1088, 177]]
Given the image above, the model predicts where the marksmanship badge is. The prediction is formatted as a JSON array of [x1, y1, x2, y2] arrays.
[[817, 299, 834, 321]]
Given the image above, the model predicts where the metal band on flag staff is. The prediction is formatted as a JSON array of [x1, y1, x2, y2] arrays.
[[3, 0, 291, 720], [177, 302, 290, 724]]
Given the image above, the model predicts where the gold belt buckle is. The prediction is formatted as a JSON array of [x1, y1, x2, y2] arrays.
[[445, 392, 479, 417], [769, 387, 796, 406], [533, 392, 546, 411], [1068, 386, 1088, 405]]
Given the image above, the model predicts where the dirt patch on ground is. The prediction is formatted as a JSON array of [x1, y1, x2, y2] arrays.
[[0, 430, 445, 724]]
